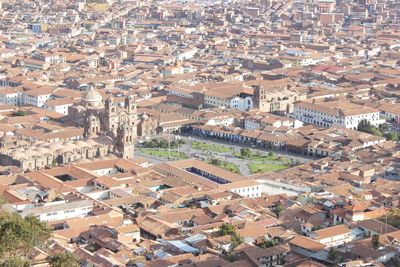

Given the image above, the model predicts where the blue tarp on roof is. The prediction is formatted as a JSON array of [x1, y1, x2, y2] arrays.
[[166, 240, 199, 253]]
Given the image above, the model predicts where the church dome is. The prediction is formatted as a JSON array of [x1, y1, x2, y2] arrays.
[[82, 85, 102, 104]]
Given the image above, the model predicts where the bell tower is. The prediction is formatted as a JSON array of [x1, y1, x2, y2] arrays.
[[105, 95, 117, 135], [84, 111, 100, 137], [124, 95, 137, 125], [115, 125, 134, 159]]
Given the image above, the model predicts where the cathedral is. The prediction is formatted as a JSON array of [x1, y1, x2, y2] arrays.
[[0, 86, 159, 172], [69, 85, 139, 159], [0, 86, 159, 171]]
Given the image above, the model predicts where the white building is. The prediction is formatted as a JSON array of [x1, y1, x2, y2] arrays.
[[166, 86, 194, 99], [43, 98, 75, 115], [32, 52, 66, 65], [22, 87, 53, 107], [244, 112, 303, 130], [280, 49, 330, 66], [175, 47, 199, 61], [378, 103, 400, 124], [0, 87, 22, 106], [292, 100, 383, 129], [222, 181, 262, 198], [309, 225, 353, 247], [205, 115, 235, 126], [19, 200, 94, 222], [204, 91, 253, 112]]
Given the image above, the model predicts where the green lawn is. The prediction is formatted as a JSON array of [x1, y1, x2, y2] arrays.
[[139, 148, 188, 160], [234, 151, 292, 174], [249, 162, 288, 174], [192, 141, 232, 153], [207, 160, 241, 174]]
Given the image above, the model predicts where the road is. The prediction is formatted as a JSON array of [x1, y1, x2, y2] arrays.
[[134, 150, 168, 164]]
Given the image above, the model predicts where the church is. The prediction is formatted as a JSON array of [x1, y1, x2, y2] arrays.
[[69, 85, 139, 159], [0, 86, 159, 171]]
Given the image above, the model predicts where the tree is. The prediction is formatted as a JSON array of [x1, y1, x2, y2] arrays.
[[230, 231, 244, 248], [327, 247, 340, 265], [225, 251, 239, 262], [210, 158, 222, 166], [160, 139, 169, 148], [52, 158, 58, 167], [240, 148, 251, 158], [372, 234, 380, 249], [311, 225, 323, 231], [0, 196, 6, 207], [0, 212, 51, 261], [357, 120, 383, 136], [370, 127, 383, 136], [274, 203, 284, 217], [0, 256, 29, 267], [379, 124, 388, 132], [357, 120, 370, 132], [258, 237, 277, 248], [177, 139, 185, 145], [385, 132, 398, 141], [48, 252, 79, 267], [218, 223, 235, 236], [380, 208, 400, 228], [12, 110, 26, 117]]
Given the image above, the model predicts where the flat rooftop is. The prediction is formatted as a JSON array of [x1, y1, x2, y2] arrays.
[[154, 159, 246, 189]]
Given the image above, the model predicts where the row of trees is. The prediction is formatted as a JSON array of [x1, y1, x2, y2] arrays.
[[0, 211, 79, 267], [142, 138, 185, 149], [357, 120, 398, 141]]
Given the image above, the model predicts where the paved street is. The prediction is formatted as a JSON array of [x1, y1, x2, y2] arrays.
[[134, 150, 168, 164]]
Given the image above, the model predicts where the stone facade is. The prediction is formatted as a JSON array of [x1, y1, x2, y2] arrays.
[[78, 86, 139, 159], [0, 86, 145, 170], [253, 85, 306, 114], [0, 135, 113, 171]]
